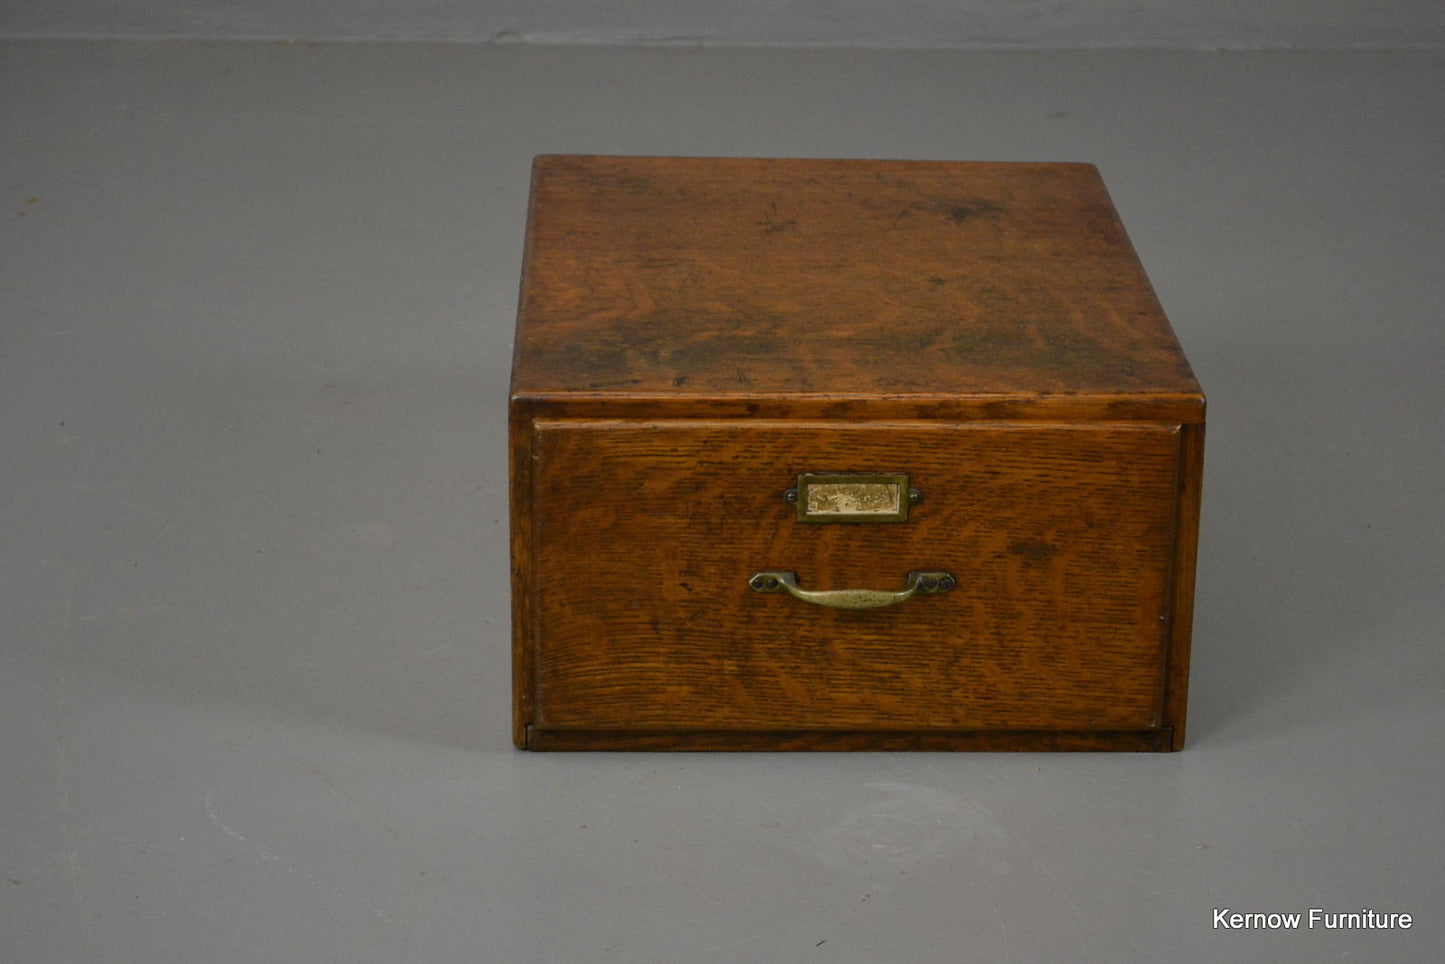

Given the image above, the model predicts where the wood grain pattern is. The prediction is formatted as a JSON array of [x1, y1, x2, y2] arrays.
[[522, 420, 1180, 739], [508, 414, 536, 748], [512, 155, 1203, 423], [509, 156, 1205, 751]]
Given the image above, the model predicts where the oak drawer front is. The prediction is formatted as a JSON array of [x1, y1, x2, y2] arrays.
[[521, 420, 1183, 736]]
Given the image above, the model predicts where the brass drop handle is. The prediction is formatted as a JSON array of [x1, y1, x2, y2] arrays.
[[748, 570, 955, 610]]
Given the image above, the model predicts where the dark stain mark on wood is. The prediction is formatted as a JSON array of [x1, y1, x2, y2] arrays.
[[1009, 540, 1058, 562], [585, 378, 643, 390], [941, 199, 1003, 224], [757, 200, 797, 234], [950, 315, 1128, 385]]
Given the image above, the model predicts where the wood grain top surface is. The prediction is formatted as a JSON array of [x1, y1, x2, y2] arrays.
[[511, 155, 1202, 420]]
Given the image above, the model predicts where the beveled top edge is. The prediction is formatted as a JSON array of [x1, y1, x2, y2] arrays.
[[509, 390, 1207, 424]]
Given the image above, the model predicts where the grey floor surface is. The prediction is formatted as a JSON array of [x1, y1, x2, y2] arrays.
[[2, 40, 1442, 963]]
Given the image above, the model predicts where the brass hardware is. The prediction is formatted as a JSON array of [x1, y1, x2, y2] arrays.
[[748, 570, 955, 610], [786, 473, 916, 523]]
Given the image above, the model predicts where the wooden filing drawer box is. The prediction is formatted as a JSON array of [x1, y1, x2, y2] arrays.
[[509, 155, 1204, 751]]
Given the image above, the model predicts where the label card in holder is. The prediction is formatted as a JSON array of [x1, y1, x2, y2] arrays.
[[787, 473, 916, 523]]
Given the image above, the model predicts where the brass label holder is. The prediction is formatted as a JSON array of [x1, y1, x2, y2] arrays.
[[783, 473, 921, 524]]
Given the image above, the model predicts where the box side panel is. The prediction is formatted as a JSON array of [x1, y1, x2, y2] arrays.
[[527, 420, 1180, 740], [508, 413, 537, 748], [1163, 422, 1205, 749]]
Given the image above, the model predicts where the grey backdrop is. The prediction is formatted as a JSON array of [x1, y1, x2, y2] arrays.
[[3, 0, 1444, 48], [2, 7, 1443, 964]]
